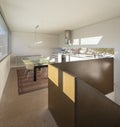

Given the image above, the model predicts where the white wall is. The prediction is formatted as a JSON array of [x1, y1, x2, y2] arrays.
[[59, 17, 120, 105], [11, 32, 59, 56], [0, 55, 10, 100], [58, 33, 65, 47]]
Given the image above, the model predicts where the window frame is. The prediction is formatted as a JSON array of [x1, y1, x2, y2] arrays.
[[0, 12, 10, 62]]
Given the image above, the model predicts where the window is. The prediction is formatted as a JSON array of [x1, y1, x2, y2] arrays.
[[81, 36, 103, 45], [0, 13, 9, 61]]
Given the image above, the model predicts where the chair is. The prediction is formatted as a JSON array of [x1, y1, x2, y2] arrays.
[[22, 59, 34, 79], [39, 57, 50, 78], [39, 57, 50, 65]]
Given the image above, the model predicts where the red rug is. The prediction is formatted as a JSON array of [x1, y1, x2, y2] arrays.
[[17, 67, 48, 94]]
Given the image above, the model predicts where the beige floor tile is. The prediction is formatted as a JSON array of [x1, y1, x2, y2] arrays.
[[0, 68, 57, 127]]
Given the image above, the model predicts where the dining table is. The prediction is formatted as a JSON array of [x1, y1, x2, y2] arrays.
[[34, 63, 48, 81], [22, 57, 55, 81]]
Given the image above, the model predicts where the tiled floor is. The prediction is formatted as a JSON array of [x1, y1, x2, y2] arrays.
[[0, 68, 58, 127]]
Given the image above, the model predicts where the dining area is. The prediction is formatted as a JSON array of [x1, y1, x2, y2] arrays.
[[16, 55, 55, 94], [22, 56, 50, 81]]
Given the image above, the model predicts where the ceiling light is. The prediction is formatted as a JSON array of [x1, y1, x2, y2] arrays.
[[34, 25, 43, 45]]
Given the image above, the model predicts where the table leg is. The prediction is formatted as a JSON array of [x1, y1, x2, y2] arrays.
[[34, 66, 37, 81]]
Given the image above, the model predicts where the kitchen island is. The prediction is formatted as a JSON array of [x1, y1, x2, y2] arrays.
[[48, 57, 120, 127]]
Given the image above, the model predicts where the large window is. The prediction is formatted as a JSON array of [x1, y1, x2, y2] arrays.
[[0, 13, 9, 61]]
